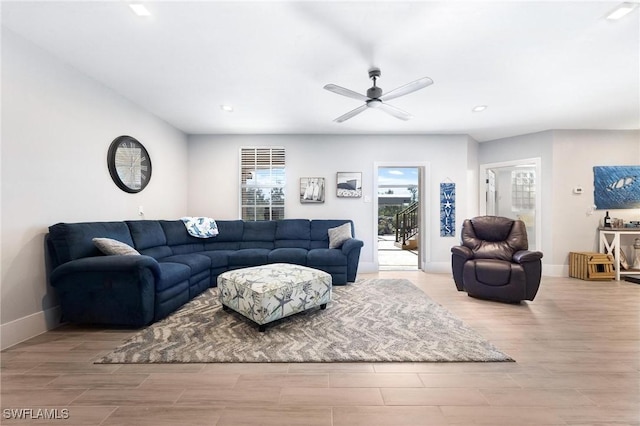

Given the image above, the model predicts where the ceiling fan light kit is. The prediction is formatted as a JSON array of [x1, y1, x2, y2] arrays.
[[324, 67, 433, 123]]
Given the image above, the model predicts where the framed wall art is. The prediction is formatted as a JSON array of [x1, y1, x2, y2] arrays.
[[300, 177, 325, 203], [440, 182, 455, 237], [336, 172, 362, 198], [594, 166, 640, 209]]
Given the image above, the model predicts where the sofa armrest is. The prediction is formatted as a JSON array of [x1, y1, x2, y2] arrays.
[[513, 250, 543, 264], [341, 238, 364, 255], [50, 255, 161, 284], [451, 245, 473, 260], [49, 255, 160, 327]]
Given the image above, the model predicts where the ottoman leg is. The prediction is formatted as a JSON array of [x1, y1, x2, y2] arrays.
[[222, 305, 230, 312], [258, 324, 266, 332], [320, 303, 327, 310]]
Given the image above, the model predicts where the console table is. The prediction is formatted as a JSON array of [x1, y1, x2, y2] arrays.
[[598, 228, 640, 281]]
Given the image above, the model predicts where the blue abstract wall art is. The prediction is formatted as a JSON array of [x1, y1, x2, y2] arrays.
[[593, 166, 640, 209], [440, 182, 455, 237]]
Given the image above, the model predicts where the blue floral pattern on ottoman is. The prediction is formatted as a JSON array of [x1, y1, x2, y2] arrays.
[[217, 263, 332, 329]]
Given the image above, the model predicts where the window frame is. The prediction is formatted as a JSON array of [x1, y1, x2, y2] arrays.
[[239, 146, 285, 221]]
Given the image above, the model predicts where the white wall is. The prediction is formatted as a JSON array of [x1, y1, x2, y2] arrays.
[[188, 134, 472, 273], [479, 129, 640, 276], [1, 30, 189, 349], [551, 129, 640, 274]]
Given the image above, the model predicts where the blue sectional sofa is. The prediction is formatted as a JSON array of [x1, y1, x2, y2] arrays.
[[46, 219, 363, 327]]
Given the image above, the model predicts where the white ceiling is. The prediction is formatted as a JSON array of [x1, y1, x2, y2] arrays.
[[2, 1, 639, 141]]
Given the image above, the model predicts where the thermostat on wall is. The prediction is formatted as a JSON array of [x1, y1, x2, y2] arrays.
[[573, 186, 583, 194]]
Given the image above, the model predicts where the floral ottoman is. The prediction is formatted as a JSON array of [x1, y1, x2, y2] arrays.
[[217, 263, 332, 332]]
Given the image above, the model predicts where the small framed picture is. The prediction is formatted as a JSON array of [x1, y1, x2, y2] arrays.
[[337, 172, 362, 198], [300, 177, 325, 203]]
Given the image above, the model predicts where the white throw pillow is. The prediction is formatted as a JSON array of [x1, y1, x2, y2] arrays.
[[93, 238, 140, 256], [328, 223, 352, 249]]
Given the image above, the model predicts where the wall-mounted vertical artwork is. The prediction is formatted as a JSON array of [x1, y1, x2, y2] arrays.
[[300, 177, 325, 203], [440, 182, 455, 237], [336, 172, 362, 198], [593, 166, 640, 209]]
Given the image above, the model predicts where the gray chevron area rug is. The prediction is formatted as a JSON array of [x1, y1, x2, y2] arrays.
[[95, 279, 513, 363]]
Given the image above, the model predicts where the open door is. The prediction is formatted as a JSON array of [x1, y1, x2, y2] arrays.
[[375, 165, 422, 270], [480, 158, 541, 251]]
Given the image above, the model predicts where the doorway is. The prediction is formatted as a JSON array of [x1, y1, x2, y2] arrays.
[[376, 166, 420, 270], [480, 158, 541, 251]]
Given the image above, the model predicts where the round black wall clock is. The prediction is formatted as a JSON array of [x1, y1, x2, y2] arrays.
[[107, 135, 152, 193]]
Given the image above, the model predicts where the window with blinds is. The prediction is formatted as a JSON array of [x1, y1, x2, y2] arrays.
[[240, 147, 285, 221]]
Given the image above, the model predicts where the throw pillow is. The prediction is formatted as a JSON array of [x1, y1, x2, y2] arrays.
[[328, 223, 352, 249], [93, 238, 140, 256]]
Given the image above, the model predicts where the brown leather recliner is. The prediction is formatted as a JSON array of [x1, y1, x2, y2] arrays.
[[451, 216, 543, 303]]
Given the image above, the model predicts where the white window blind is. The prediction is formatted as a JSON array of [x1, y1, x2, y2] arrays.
[[240, 147, 285, 221]]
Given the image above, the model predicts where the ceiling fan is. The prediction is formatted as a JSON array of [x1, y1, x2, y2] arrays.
[[324, 68, 433, 123]]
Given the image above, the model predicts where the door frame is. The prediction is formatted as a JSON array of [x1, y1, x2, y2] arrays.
[[479, 157, 542, 251], [373, 161, 431, 271]]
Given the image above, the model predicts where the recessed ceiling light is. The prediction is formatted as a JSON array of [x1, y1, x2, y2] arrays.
[[220, 105, 234, 112], [606, 2, 636, 20], [472, 105, 488, 112], [129, 3, 151, 17]]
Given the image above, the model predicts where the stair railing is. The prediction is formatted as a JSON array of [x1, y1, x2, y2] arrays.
[[395, 201, 419, 246]]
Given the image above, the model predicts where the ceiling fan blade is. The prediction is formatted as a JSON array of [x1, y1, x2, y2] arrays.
[[377, 102, 413, 121], [379, 77, 433, 102], [324, 84, 369, 102], [333, 104, 368, 123]]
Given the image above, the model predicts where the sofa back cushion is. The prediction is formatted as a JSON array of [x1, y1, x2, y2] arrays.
[[240, 221, 276, 249], [203, 220, 243, 250], [310, 220, 354, 249], [48, 222, 134, 266], [126, 220, 172, 259], [160, 220, 205, 255], [275, 219, 311, 249]]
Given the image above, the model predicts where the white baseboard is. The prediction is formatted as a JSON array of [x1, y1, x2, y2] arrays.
[[1, 306, 61, 350], [543, 263, 568, 277], [422, 262, 451, 274], [358, 262, 378, 274]]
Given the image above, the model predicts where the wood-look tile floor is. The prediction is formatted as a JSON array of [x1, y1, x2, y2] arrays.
[[1, 271, 639, 425]]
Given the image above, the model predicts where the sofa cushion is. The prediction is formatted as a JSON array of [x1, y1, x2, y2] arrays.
[[240, 241, 275, 250], [268, 248, 308, 265], [307, 248, 348, 266], [228, 249, 271, 266], [215, 220, 245, 242], [243, 221, 277, 242], [156, 262, 191, 292], [48, 222, 134, 264], [92, 238, 140, 256], [200, 250, 234, 268], [161, 253, 211, 274], [126, 221, 167, 250], [203, 241, 241, 251], [275, 219, 311, 249], [160, 220, 206, 254]]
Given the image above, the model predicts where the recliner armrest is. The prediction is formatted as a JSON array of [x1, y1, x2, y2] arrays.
[[513, 250, 543, 264], [451, 245, 473, 260]]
